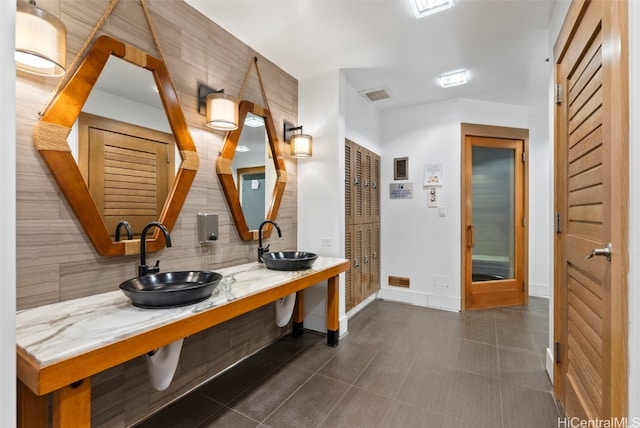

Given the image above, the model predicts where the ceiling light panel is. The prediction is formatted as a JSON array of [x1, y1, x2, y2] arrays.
[[412, 0, 454, 18], [438, 69, 468, 88]]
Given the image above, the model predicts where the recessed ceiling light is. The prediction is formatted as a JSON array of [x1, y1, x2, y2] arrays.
[[236, 145, 250, 152], [411, 0, 454, 18], [244, 116, 264, 128], [438, 69, 468, 88]]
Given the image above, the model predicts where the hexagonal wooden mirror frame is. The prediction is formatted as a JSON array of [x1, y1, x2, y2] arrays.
[[33, 35, 199, 256], [216, 100, 287, 240]]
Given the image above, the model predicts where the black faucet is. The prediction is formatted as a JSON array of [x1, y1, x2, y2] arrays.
[[258, 220, 282, 262], [139, 221, 172, 277], [115, 220, 133, 241]]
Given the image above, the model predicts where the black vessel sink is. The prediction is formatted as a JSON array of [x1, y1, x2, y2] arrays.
[[119, 271, 223, 308], [261, 251, 318, 271]]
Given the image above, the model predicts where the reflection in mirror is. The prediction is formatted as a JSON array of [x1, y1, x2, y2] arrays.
[[67, 56, 179, 238], [231, 113, 277, 230], [217, 101, 286, 241], [33, 35, 199, 256]]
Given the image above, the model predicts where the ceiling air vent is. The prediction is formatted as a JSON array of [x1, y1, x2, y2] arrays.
[[359, 87, 391, 102]]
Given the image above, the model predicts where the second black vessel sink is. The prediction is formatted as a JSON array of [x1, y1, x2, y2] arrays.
[[119, 271, 223, 308], [261, 251, 318, 271]]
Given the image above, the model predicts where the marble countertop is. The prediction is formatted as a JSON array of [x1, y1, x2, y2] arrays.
[[16, 256, 348, 368]]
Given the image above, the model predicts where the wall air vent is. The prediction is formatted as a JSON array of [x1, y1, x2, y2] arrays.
[[388, 276, 410, 288], [359, 87, 391, 102]]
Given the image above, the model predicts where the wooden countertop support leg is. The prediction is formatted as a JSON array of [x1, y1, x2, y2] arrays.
[[327, 275, 339, 347], [292, 290, 304, 338], [52, 378, 91, 428], [17, 380, 47, 428]]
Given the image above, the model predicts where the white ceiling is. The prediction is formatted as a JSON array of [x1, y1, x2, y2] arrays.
[[185, 0, 558, 112]]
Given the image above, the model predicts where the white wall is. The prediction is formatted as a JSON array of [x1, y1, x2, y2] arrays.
[[0, 0, 16, 426], [528, 103, 552, 298], [345, 79, 382, 155], [298, 70, 347, 333], [628, 0, 639, 419], [379, 98, 530, 311], [298, 72, 384, 332]]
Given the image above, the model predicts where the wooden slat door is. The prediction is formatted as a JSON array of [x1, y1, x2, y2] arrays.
[[345, 142, 354, 225], [372, 154, 380, 224], [554, 0, 628, 419], [372, 223, 380, 292], [78, 113, 175, 237], [345, 224, 353, 311]]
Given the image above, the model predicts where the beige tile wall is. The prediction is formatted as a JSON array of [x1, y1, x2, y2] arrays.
[[16, 0, 298, 425]]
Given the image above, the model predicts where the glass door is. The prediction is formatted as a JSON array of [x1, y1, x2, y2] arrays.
[[463, 129, 526, 310]]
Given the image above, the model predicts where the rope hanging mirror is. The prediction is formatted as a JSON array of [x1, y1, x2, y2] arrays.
[[215, 56, 288, 241], [31, 0, 199, 257]]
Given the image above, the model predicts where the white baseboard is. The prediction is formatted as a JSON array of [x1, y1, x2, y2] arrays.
[[378, 286, 460, 312], [529, 282, 550, 298], [304, 312, 326, 334], [303, 308, 351, 337], [546, 346, 554, 382]]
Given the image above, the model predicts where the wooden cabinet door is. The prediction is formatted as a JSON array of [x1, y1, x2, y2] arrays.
[[345, 224, 354, 311], [345, 141, 354, 226], [372, 154, 380, 224], [344, 139, 381, 310], [352, 224, 364, 306], [372, 222, 380, 292], [362, 223, 373, 295], [362, 149, 373, 224]]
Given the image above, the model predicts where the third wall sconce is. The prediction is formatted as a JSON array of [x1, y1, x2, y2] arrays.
[[284, 122, 313, 158]]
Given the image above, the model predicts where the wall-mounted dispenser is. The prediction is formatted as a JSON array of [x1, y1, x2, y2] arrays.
[[198, 213, 218, 243]]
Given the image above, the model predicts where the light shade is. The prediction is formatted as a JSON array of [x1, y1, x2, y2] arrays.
[[290, 134, 313, 158], [205, 92, 239, 131], [16, 0, 66, 77]]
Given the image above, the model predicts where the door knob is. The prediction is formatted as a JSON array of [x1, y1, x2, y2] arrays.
[[585, 243, 612, 261]]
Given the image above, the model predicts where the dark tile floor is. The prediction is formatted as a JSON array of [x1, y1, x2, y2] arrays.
[[136, 297, 563, 428]]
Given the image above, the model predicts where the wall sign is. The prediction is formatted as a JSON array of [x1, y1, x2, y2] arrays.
[[389, 182, 413, 199]]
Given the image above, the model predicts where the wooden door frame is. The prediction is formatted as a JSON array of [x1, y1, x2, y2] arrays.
[[553, 0, 629, 417], [460, 123, 529, 310]]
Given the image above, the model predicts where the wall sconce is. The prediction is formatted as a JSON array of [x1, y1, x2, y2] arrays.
[[198, 83, 239, 131], [15, 0, 67, 77], [284, 122, 313, 158]]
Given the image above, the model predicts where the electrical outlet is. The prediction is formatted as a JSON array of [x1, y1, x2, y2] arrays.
[[433, 275, 449, 288], [321, 238, 333, 247]]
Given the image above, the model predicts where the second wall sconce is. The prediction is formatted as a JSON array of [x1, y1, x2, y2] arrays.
[[15, 0, 67, 77], [284, 122, 313, 158], [198, 83, 239, 131]]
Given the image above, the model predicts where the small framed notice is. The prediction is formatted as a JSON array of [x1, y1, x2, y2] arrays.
[[423, 163, 443, 186], [394, 157, 409, 180]]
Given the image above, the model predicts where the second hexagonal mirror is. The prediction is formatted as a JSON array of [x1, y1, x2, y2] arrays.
[[216, 101, 286, 240]]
